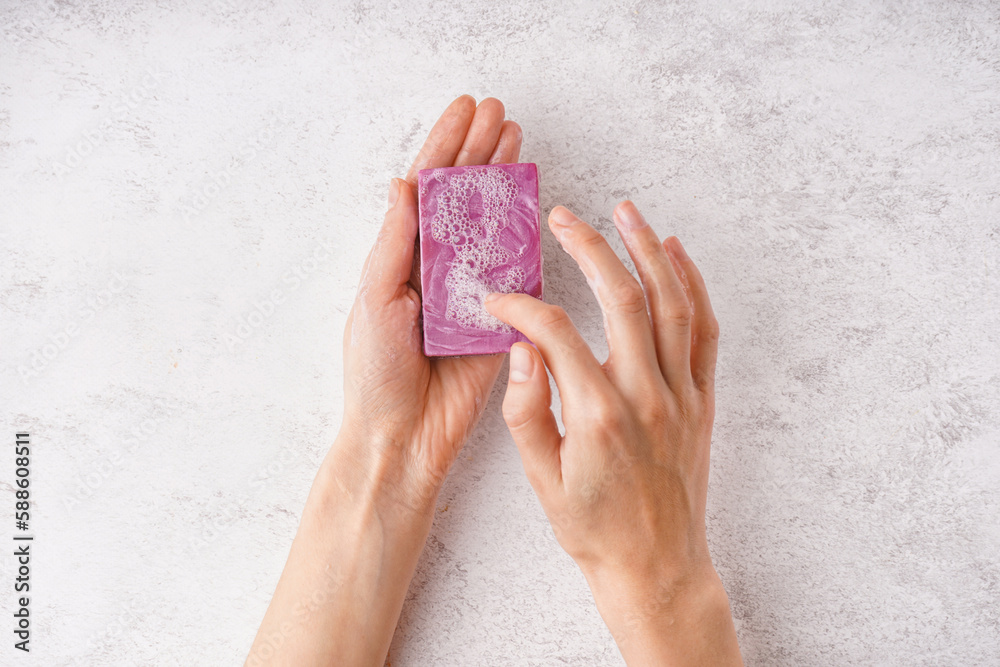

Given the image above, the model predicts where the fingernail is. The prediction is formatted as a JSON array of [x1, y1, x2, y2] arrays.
[[484, 292, 502, 303], [509, 344, 533, 383], [549, 206, 579, 227], [615, 202, 648, 230], [388, 178, 400, 208], [669, 237, 690, 262]]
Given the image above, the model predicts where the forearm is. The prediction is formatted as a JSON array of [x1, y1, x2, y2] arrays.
[[247, 431, 437, 667], [584, 564, 743, 667]]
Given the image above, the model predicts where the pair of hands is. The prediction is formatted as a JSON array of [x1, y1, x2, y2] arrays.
[[339, 96, 740, 665]]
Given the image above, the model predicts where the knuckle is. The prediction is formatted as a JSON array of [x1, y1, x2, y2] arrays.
[[606, 278, 647, 315], [701, 316, 720, 343], [563, 331, 593, 358], [635, 393, 672, 428], [663, 303, 694, 328], [587, 396, 627, 433], [502, 399, 534, 431], [537, 305, 571, 334], [635, 392, 682, 436], [577, 229, 607, 250], [631, 235, 664, 265], [693, 369, 717, 394]]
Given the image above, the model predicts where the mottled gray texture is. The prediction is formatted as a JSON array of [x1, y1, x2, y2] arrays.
[[2, 1, 999, 665]]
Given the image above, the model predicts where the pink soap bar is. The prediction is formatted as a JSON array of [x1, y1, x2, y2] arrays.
[[418, 163, 543, 356]]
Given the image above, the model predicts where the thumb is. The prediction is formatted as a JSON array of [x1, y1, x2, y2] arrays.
[[503, 343, 562, 491], [361, 178, 418, 298]]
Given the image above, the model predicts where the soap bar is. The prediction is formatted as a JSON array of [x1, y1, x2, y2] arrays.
[[418, 162, 543, 356]]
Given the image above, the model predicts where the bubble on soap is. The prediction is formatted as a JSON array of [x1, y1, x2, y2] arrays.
[[431, 167, 522, 332]]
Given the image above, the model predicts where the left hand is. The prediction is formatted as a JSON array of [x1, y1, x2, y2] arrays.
[[248, 96, 523, 667], [339, 95, 523, 508]]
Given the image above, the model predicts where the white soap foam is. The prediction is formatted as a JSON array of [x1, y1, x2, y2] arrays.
[[431, 167, 523, 332]]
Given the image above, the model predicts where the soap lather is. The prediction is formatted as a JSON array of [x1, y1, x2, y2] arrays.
[[417, 162, 543, 357]]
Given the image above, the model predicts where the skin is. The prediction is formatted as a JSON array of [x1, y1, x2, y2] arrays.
[[247, 96, 742, 666], [485, 204, 742, 666]]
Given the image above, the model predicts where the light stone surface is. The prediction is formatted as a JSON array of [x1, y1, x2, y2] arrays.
[[2, 1, 999, 665]]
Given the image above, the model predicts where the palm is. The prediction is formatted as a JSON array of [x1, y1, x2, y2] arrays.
[[345, 292, 502, 469], [343, 96, 522, 481], [424, 354, 503, 454]]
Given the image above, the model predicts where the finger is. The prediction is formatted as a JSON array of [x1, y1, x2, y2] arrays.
[[502, 343, 562, 491], [613, 201, 693, 390], [361, 179, 419, 299], [405, 122, 519, 297], [432, 352, 505, 450], [548, 206, 659, 384], [484, 293, 610, 404], [665, 237, 719, 393], [454, 97, 505, 167], [488, 120, 522, 164], [405, 95, 477, 184]]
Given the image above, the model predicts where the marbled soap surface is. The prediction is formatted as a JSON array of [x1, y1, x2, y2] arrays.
[[418, 163, 542, 356], [1, 1, 999, 665]]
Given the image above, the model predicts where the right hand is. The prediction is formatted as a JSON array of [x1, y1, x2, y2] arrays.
[[485, 202, 742, 666]]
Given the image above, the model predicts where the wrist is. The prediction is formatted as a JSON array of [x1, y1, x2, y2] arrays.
[[584, 562, 741, 666], [320, 423, 441, 521], [582, 556, 720, 618], [258, 427, 438, 667]]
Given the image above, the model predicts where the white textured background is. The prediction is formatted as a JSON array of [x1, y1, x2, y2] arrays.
[[2, 1, 999, 665]]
